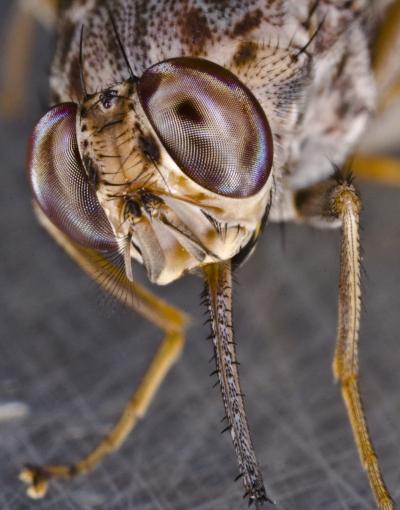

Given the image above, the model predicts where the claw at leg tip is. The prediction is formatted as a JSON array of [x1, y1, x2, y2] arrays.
[[19, 468, 34, 484], [19, 467, 49, 499]]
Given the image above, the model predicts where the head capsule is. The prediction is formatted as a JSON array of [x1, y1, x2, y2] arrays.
[[29, 58, 274, 284]]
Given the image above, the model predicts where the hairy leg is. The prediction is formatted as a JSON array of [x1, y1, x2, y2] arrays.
[[0, 0, 57, 117], [294, 177, 395, 510], [203, 262, 269, 508]]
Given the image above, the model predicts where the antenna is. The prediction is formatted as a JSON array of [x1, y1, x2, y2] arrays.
[[79, 25, 89, 100]]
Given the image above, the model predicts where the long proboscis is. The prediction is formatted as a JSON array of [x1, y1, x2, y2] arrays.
[[203, 262, 270, 507]]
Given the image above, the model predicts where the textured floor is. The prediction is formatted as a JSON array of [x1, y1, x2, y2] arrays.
[[1, 4, 400, 510]]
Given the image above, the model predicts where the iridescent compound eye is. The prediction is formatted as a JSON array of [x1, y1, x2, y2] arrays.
[[137, 57, 273, 198], [28, 103, 117, 252]]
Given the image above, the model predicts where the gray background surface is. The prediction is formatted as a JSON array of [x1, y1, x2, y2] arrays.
[[1, 4, 400, 509]]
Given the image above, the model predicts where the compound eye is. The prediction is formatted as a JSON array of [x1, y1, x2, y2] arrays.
[[138, 57, 273, 198], [28, 103, 117, 252]]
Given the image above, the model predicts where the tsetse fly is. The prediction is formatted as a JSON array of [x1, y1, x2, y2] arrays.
[[1, 1, 399, 509]]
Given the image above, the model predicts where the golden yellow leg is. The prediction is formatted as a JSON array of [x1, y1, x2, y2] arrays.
[[372, 0, 400, 103], [351, 154, 400, 187], [294, 180, 395, 509], [19, 207, 189, 499], [20, 331, 184, 498], [332, 184, 394, 510], [0, 0, 58, 118], [0, 3, 35, 117]]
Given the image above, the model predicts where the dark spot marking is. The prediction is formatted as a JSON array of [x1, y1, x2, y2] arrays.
[[334, 53, 349, 81], [83, 155, 99, 189], [233, 41, 258, 67], [175, 99, 204, 124], [232, 10, 262, 37], [180, 7, 211, 54], [125, 199, 142, 219], [138, 133, 161, 163]]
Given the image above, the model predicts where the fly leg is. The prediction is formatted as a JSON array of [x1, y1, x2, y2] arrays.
[[0, 0, 57, 117], [351, 155, 400, 187], [352, 0, 400, 186], [372, 0, 400, 112], [20, 207, 189, 498], [294, 176, 395, 510]]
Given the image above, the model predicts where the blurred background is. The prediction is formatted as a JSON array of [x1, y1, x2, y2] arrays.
[[0, 3, 399, 509]]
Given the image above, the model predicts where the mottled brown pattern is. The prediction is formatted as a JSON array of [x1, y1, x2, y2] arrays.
[[49, 0, 376, 210], [233, 41, 258, 67], [52, 0, 287, 100], [180, 7, 211, 55], [231, 9, 263, 37]]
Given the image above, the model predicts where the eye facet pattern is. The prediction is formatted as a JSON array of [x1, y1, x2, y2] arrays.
[[138, 57, 273, 198], [28, 103, 117, 252]]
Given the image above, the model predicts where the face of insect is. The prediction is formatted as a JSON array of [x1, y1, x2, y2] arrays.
[[17, 2, 399, 508], [29, 57, 273, 284]]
